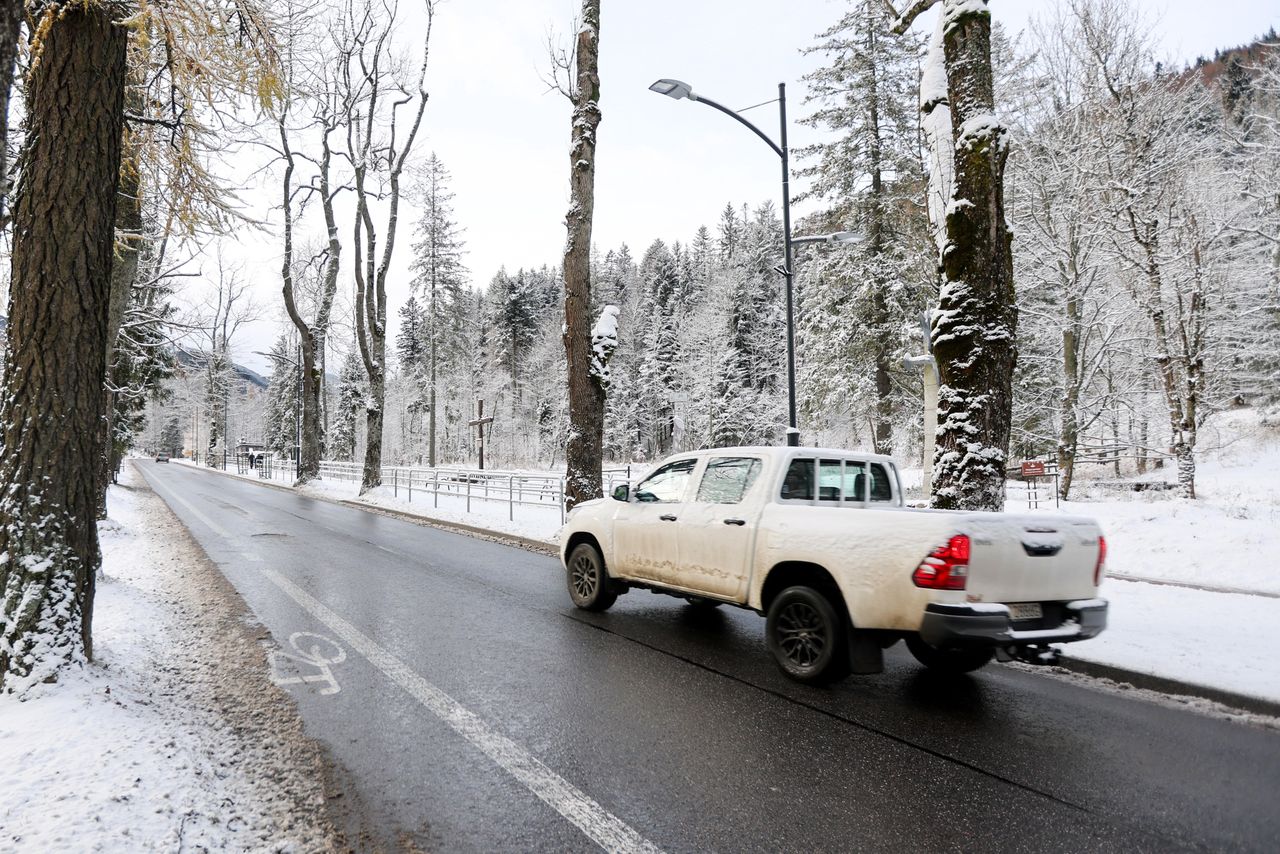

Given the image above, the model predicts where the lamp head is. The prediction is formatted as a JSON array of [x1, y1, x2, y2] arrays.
[[649, 78, 696, 101]]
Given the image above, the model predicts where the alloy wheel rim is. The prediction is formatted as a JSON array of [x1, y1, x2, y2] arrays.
[[571, 554, 599, 600], [776, 601, 827, 668]]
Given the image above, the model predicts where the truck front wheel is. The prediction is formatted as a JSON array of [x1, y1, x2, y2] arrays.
[[905, 635, 994, 674], [566, 543, 618, 612], [766, 586, 850, 684]]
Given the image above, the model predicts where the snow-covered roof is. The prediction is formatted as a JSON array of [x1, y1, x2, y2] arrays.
[[664, 446, 897, 466]]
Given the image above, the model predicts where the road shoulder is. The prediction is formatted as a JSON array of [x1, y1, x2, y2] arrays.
[[1, 462, 345, 850]]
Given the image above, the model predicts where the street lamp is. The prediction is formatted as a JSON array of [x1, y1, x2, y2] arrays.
[[650, 78, 859, 445]]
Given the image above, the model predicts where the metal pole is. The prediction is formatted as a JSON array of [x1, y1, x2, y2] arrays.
[[779, 82, 799, 447]]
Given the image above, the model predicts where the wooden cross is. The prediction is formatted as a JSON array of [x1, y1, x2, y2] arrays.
[[467, 398, 495, 470]]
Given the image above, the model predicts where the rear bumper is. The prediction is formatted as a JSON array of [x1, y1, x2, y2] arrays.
[[919, 599, 1107, 648]]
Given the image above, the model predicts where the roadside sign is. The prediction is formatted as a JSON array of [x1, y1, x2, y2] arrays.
[[1021, 460, 1046, 477]]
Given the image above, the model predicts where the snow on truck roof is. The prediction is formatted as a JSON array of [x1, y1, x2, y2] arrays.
[[666, 447, 896, 465]]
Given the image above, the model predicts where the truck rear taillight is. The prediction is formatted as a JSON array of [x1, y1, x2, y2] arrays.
[[913, 535, 970, 590], [1094, 535, 1107, 586]]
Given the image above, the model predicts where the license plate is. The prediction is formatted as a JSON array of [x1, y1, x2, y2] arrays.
[[1008, 602, 1043, 621]]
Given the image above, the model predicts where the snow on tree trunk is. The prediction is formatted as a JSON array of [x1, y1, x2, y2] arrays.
[[920, 1, 1018, 512], [561, 0, 604, 510], [0, 4, 126, 692]]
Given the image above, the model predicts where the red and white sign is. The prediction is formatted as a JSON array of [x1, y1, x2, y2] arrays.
[[1021, 461, 1046, 477]]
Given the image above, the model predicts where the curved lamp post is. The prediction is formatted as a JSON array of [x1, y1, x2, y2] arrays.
[[649, 78, 859, 446]]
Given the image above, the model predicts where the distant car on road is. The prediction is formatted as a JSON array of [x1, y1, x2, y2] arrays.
[[561, 447, 1108, 684], [155, 453, 170, 463]]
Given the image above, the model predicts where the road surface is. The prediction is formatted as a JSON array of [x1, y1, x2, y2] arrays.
[[137, 461, 1280, 852]]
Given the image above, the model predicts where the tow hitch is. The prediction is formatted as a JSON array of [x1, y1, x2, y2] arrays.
[[997, 644, 1061, 666]]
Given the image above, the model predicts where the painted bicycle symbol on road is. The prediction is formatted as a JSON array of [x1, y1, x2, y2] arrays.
[[267, 631, 347, 696]]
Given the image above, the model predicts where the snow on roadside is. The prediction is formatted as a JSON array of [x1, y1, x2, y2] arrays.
[[0, 463, 334, 852], [996, 408, 1280, 595], [298, 477, 563, 543], [1070, 578, 1280, 704]]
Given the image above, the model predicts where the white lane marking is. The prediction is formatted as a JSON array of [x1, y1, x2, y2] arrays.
[[242, 552, 265, 563], [267, 632, 347, 695], [143, 469, 232, 538], [259, 567, 663, 854]]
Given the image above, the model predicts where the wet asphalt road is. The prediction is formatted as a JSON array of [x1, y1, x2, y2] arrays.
[[136, 461, 1280, 853]]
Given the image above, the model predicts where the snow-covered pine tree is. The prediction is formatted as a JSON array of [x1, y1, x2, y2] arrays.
[[409, 152, 469, 466], [798, 0, 925, 454], [329, 351, 365, 463], [263, 334, 301, 458]]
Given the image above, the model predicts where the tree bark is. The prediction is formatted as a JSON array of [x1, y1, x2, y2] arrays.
[[562, 0, 604, 510], [928, 1, 1018, 511], [0, 3, 127, 690], [1057, 296, 1081, 499]]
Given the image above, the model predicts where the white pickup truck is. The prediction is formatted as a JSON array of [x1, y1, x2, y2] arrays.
[[560, 447, 1107, 684]]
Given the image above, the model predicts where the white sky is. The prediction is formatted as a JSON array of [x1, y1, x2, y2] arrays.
[[218, 0, 1280, 373]]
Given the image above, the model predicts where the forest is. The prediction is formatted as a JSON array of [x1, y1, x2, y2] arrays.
[[175, 0, 1280, 507]]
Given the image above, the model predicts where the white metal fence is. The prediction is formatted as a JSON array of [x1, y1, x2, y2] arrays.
[[314, 460, 637, 525], [218, 453, 638, 525]]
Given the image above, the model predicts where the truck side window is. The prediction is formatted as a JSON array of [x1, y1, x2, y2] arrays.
[[869, 463, 894, 502], [696, 457, 762, 504], [818, 459, 844, 501], [780, 459, 814, 501], [634, 459, 697, 503]]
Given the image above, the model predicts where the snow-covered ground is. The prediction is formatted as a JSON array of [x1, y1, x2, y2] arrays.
[[177, 408, 1280, 706], [1012, 408, 1280, 596], [0, 464, 333, 852]]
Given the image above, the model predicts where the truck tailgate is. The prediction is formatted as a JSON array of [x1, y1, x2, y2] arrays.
[[963, 513, 1102, 603]]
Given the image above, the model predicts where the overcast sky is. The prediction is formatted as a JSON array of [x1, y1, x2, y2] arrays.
[[224, 0, 1280, 373]]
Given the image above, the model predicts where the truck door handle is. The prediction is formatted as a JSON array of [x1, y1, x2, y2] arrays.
[[659, 514, 678, 522], [723, 518, 746, 526]]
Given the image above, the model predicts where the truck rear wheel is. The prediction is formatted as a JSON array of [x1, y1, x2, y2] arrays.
[[566, 543, 617, 612], [905, 635, 994, 674], [766, 586, 850, 684]]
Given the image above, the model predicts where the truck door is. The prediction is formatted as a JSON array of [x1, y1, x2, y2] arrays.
[[612, 458, 696, 583], [675, 456, 765, 601]]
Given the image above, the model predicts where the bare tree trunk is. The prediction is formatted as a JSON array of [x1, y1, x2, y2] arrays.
[[562, 0, 604, 509], [279, 107, 341, 485], [865, 6, 894, 455], [1057, 298, 1081, 499], [428, 335, 438, 467], [346, 1, 433, 494], [0, 3, 126, 690]]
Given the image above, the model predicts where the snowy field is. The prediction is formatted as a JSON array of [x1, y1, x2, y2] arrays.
[[0, 465, 332, 851], [1018, 408, 1280, 596]]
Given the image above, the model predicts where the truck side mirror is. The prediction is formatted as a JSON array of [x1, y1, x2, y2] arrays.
[[612, 484, 630, 502]]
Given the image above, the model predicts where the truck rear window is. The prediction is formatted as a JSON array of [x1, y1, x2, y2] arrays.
[[781, 458, 894, 503]]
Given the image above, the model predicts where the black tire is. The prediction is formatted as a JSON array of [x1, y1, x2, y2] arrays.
[[684, 596, 722, 609], [766, 586, 850, 685], [905, 635, 994, 674], [566, 543, 617, 612]]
